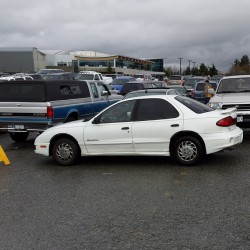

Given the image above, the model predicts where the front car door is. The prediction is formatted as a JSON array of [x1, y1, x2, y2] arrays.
[[131, 98, 183, 154], [84, 100, 136, 154]]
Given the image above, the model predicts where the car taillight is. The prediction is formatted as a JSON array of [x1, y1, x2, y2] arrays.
[[216, 116, 236, 127], [191, 89, 195, 98], [47, 106, 53, 119]]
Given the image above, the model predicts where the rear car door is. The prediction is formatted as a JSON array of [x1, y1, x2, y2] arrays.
[[131, 98, 183, 153]]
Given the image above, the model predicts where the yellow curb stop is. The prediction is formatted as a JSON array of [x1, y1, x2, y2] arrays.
[[0, 145, 10, 165]]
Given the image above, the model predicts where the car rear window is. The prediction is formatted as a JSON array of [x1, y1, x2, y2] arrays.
[[46, 81, 90, 100], [0, 82, 46, 102], [175, 96, 213, 114], [196, 82, 217, 91]]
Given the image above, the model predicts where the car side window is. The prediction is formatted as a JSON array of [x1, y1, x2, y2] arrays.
[[135, 98, 179, 121], [63, 75, 70, 80], [90, 83, 99, 98], [99, 100, 136, 123]]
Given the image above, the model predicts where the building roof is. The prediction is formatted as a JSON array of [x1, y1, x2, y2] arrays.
[[0, 47, 37, 52]]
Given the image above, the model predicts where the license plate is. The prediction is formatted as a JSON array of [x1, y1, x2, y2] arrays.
[[8, 124, 25, 130], [237, 116, 243, 122]]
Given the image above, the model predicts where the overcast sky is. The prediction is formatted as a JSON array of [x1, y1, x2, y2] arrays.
[[1, 0, 250, 73]]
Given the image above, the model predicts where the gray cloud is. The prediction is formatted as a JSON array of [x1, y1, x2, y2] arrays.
[[0, 0, 250, 72]]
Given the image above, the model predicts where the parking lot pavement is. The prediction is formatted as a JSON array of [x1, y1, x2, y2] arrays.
[[0, 132, 250, 249]]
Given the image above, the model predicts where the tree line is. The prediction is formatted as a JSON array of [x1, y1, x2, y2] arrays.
[[164, 54, 250, 77]]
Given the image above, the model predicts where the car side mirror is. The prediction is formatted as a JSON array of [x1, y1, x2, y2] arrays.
[[101, 90, 109, 96], [92, 116, 100, 124]]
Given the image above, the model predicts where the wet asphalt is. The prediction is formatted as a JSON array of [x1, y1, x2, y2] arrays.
[[0, 132, 249, 250]]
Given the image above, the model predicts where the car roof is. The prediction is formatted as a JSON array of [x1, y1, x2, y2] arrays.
[[125, 88, 175, 94], [221, 75, 250, 80], [125, 80, 156, 84], [46, 72, 71, 75], [115, 76, 134, 79], [196, 80, 218, 84]]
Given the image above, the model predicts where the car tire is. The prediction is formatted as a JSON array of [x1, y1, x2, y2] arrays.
[[52, 138, 80, 166], [173, 136, 203, 166], [9, 132, 29, 142]]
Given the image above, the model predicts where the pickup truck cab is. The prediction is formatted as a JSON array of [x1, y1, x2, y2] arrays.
[[208, 75, 250, 128], [0, 80, 122, 141], [76, 71, 113, 85]]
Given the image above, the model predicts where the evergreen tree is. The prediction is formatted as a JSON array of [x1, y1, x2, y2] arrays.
[[199, 63, 209, 76], [240, 55, 249, 66], [107, 63, 113, 74], [209, 64, 218, 76]]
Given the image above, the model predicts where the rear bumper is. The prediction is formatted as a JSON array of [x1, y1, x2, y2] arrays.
[[0, 122, 54, 132], [202, 127, 243, 154]]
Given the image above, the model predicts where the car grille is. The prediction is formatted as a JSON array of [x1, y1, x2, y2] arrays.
[[222, 104, 250, 110]]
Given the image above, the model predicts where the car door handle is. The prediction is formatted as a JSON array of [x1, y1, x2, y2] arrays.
[[121, 127, 129, 130], [171, 124, 179, 127]]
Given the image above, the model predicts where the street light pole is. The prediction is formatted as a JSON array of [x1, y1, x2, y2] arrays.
[[178, 57, 183, 75]]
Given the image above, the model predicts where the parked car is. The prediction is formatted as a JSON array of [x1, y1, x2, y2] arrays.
[[122, 88, 180, 99], [167, 75, 184, 85], [110, 76, 136, 93], [134, 73, 152, 81], [0, 75, 34, 81], [0, 80, 122, 141], [165, 85, 189, 96], [208, 75, 250, 128], [153, 81, 168, 88], [211, 74, 224, 82], [44, 72, 75, 80], [34, 95, 243, 166], [37, 69, 64, 78], [0, 72, 10, 77], [191, 80, 218, 103], [120, 80, 157, 96]]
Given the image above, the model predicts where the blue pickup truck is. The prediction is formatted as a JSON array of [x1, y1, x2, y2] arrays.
[[0, 79, 122, 141]]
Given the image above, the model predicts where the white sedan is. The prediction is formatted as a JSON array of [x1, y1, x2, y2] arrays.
[[34, 95, 243, 166]]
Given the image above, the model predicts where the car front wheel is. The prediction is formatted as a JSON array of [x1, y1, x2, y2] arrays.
[[52, 138, 80, 166], [173, 136, 203, 166]]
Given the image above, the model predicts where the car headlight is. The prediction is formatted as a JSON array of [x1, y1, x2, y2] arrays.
[[208, 102, 222, 109]]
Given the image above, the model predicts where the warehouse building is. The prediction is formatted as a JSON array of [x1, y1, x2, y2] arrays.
[[0, 47, 46, 73]]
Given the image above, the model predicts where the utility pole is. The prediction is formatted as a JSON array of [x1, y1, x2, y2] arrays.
[[178, 57, 183, 75], [188, 60, 192, 71], [192, 61, 196, 68]]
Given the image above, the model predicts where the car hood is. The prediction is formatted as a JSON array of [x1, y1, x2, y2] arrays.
[[210, 92, 250, 103], [49, 119, 88, 131]]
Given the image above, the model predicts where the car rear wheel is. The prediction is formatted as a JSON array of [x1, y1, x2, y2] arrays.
[[9, 132, 29, 142], [52, 138, 79, 166], [173, 136, 203, 166]]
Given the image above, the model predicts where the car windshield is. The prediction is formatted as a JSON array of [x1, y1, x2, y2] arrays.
[[75, 74, 94, 80], [175, 96, 213, 114], [217, 78, 250, 93]]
